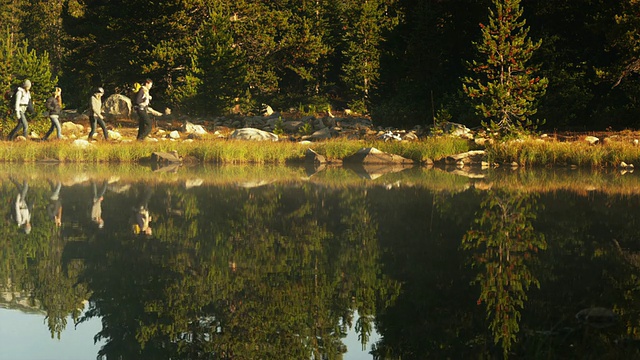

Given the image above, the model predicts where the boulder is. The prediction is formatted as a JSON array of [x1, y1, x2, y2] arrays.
[[151, 151, 182, 164], [343, 147, 414, 165], [103, 94, 132, 118], [230, 128, 279, 141], [182, 121, 208, 135], [305, 148, 327, 164], [62, 122, 85, 134], [585, 135, 599, 145], [169, 130, 181, 139], [444, 150, 486, 166], [303, 127, 332, 141]]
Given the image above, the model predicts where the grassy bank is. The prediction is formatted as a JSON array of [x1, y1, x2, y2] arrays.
[[3, 134, 640, 168], [0, 136, 472, 164], [486, 137, 640, 168]]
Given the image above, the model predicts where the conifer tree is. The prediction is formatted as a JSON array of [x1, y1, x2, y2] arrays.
[[463, 0, 548, 136], [340, 0, 398, 114], [193, 4, 248, 115]]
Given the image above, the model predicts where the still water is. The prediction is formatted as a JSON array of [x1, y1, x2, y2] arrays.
[[1, 163, 640, 359]]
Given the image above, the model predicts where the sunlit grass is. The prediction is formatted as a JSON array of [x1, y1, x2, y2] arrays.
[[486, 138, 640, 168], [0, 137, 473, 164]]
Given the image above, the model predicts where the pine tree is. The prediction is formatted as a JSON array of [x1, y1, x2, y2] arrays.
[[193, 3, 248, 115], [340, 0, 398, 114], [463, 0, 548, 137]]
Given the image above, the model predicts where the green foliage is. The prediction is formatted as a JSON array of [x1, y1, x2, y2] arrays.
[[463, 0, 548, 138], [272, 116, 284, 136], [193, 5, 248, 115], [0, 32, 57, 120]]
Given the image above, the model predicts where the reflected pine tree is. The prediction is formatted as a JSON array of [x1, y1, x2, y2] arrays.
[[462, 189, 546, 358], [75, 182, 396, 359]]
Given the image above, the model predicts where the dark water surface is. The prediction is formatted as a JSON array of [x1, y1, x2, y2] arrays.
[[1, 164, 640, 359]]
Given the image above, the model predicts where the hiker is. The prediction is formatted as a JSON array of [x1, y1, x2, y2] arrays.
[[47, 179, 63, 228], [88, 87, 109, 140], [135, 78, 154, 140], [132, 185, 153, 235], [8, 79, 33, 141], [11, 177, 32, 234], [43, 87, 63, 140], [90, 180, 108, 229]]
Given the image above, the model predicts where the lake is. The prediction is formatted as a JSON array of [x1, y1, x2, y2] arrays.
[[1, 163, 639, 359]]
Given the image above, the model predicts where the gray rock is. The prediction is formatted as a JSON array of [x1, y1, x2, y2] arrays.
[[103, 94, 132, 118], [151, 151, 182, 164], [230, 128, 279, 141], [343, 147, 414, 165], [305, 148, 327, 164]]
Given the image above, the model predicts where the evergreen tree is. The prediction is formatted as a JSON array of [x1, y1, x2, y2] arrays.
[[463, 0, 548, 136], [190, 3, 248, 115], [20, 0, 67, 75], [340, 0, 399, 114]]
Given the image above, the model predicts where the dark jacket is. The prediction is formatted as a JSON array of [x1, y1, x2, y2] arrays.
[[46, 96, 61, 116]]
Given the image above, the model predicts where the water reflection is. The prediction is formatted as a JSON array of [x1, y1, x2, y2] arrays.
[[462, 190, 546, 357], [2, 166, 640, 359]]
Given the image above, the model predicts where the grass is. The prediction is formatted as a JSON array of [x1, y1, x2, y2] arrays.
[[0, 136, 472, 164], [3, 132, 640, 168], [486, 137, 640, 168]]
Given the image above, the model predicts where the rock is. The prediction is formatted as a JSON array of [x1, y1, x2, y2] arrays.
[[585, 135, 599, 145], [304, 127, 332, 141], [72, 139, 93, 148], [103, 94, 133, 118], [230, 128, 279, 141], [444, 150, 486, 165], [169, 130, 181, 139], [305, 148, 327, 164], [283, 120, 303, 132], [182, 121, 208, 135], [443, 122, 473, 138], [343, 147, 414, 165], [62, 122, 85, 134], [403, 132, 418, 141], [107, 130, 122, 140], [151, 151, 182, 164]]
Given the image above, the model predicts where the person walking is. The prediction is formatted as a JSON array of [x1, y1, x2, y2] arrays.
[[88, 87, 109, 141], [43, 87, 63, 140], [8, 79, 33, 141], [135, 79, 154, 140]]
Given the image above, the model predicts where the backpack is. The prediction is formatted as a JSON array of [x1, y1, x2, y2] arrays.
[[3, 87, 18, 114], [131, 82, 142, 103]]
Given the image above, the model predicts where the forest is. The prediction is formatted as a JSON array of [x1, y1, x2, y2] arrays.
[[1, 0, 640, 131]]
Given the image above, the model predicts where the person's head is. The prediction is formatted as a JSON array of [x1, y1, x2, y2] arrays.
[[23, 79, 31, 90], [144, 79, 153, 89]]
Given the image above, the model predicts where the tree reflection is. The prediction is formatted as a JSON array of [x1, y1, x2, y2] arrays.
[[73, 182, 397, 359], [462, 189, 546, 357]]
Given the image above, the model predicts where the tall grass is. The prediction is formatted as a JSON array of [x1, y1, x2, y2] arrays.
[[486, 138, 640, 168], [0, 137, 473, 164]]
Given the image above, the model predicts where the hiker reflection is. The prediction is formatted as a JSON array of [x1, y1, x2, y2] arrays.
[[132, 186, 153, 236], [47, 179, 62, 228], [11, 177, 32, 234], [91, 180, 107, 229]]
